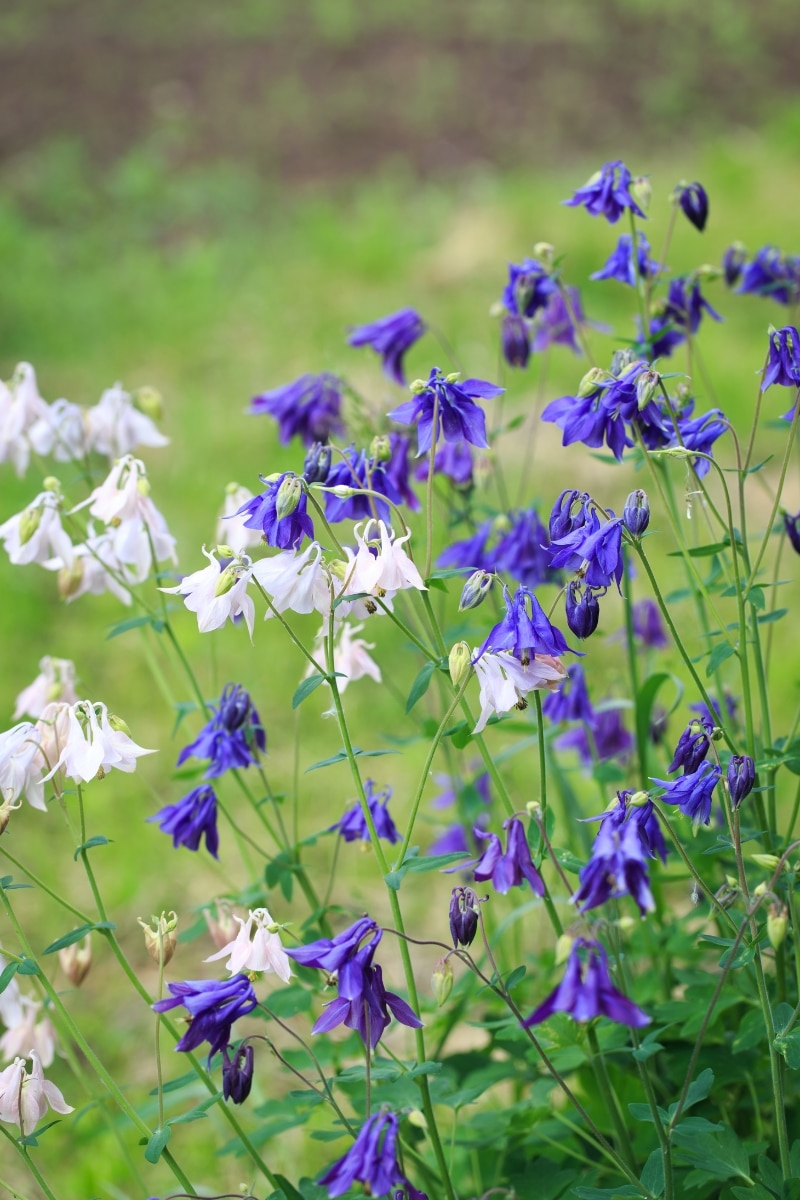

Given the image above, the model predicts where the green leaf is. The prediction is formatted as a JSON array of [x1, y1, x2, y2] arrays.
[[572, 1187, 643, 1198], [756, 1154, 783, 1196], [731, 1186, 774, 1200], [405, 660, 436, 713], [747, 586, 766, 610], [668, 540, 730, 558], [16, 958, 40, 976], [265, 852, 295, 903], [107, 613, 165, 640], [758, 608, 788, 624], [42, 922, 114, 955], [167, 1095, 218, 1124], [671, 1124, 751, 1182], [0, 875, 33, 891], [425, 576, 449, 592], [143, 1125, 171, 1163], [73, 835, 111, 861], [774, 1002, 795, 1035], [504, 965, 527, 991], [775, 1030, 800, 1069], [732, 1008, 765, 1054], [640, 1148, 665, 1197], [305, 747, 399, 772], [266, 984, 312, 1019], [18, 1119, 62, 1146], [149, 1069, 199, 1097], [292, 674, 327, 709], [402, 851, 470, 874], [782, 1181, 800, 1200], [676, 1068, 714, 1114], [706, 641, 736, 676], [635, 672, 677, 773], [0, 960, 19, 995]]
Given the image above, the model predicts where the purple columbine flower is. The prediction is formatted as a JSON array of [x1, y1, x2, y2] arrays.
[[250, 373, 345, 447], [384, 433, 421, 511], [234, 472, 314, 550], [311, 941, 422, 1050], [319, 1112, 424, 1199], [550, 513, 626, 592], [152, 974, 258, 1059], [675, 181, 709, 232], [632, 599, 668, 648], [437, 518, 494, 573], [415, 438, 475, 489], [565, 580, 601, 640], [675, 408, 729, 476], [388, 367, 504, 455], [549, 489, 593, 543], [664, 276, 721, 334], [542, 663, 595, 724], [555, 708, 634, 767], [177, 683, 266, 778], [480, 585, 572, 662], [502, 257, 556, 318], [523, 938, 650, 1028], [286, 916, 380, 972], [563, 160, 646, 224], [722, 243, 747, 288], [762, 326, 800, 390], [427, 823, 471, 858], [652, 760, 722, 827], [623, 489, 650, 536], [449, 886, 480, 948], [147, 784, 219, 858], [573, 800, 654, 916], [303, 441, 333, 485], [329, 780, 400, 844], [727, 755, 755, 808], [501, 312, 531, 367], [738, 246, 800, 306], [492, 507, 558, 590], [323, 444, 408, 523], [348, 308, 426, 385], [668, 717, 714, 774], [222, 1042, 254, 1104], [590, 233, 660, 287], [785, 511, 800, 554], [473, 817, 544, 896]]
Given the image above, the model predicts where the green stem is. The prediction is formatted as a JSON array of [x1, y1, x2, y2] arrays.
[[586, 1025, 637, 1173], [0, 1128, 58, 1200], [746, 389, 800, 590]]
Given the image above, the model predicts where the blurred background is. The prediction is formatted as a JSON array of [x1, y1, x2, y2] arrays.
[[2, 2, 800, 1193]]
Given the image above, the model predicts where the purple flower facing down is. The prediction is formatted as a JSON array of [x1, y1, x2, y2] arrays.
[[523, 938, 650, 1028], [152, 974, 258, 1059], [590, 233, 660, 287], [549, 489, 593, 543], [564, 161, 646, 224], [250, 373, 344, 447], [668, 717, 713, 774], [384, 434, 421, 511], [664, 276, 721, 335], [652, 760, 722, 827], [762, 326, 800, 390], [628, 795, 669, 862], [722, 243, 747, 288], [312, 945, 422, 1050], [348, 308, 426, 385], [388, 367, 504, 455], [502, 258, 556, 318], [727, 755, 755, 808], [480, 586, 572, 662], [555, 709, 634, 767], [541, 390, 632, 462], [623, 489, 650, 537], [319, 1112, 423, 1199], [573, 800, 654, 917], [415, 439, 474, 489], [427, 823, 470, 858], [449, 886, 480, 948], [222, 1042, 254, 1104], [177, 683, 266, 779], [323, 444, 410, 523], [473, 817, 544, 896], [565, 580, 601, 640], [501, 312, 531, 368], [676, 181, 709, 232], [530, 286, 591, 355], [492, 508, 558, 590], [437, 518, 494, 574], [632, 599, 669, 649], [785, 511, 800, 555], [147, 784, 219, 858], [234, 472, 314, 550], [329, 780, 400, 844], [542, 663, 595, 724], [550, 513, 626, 592], [739, 246, 800, 306], [286, 916, 380, 972], [675, 408, 728, 477]]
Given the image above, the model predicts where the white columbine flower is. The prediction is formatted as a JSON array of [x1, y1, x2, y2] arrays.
[[311, 621, 382, 698], [0, 363, 49, 477], [215, 483, 262, 555], [0, 723, 47, 812], [347, 519, 426, 598], [205, 907, 292, 981], [85, 383, 169, 459], [472, 650, 567, 734], [80, 456, 176, 578], [251, 542, 330, 617], [28, 398, 88, 462], [13, 656, 79, 720], [161, 547, 257, 638], [45, 701, 154, 785], [50, 524, 135, 605], [0, 489, 74, 569], [0, 998, 55, 1067], [0, 1050, 72, 1135]]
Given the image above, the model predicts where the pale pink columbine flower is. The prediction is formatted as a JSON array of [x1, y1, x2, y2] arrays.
[[312, 621, 382, 696], [33, 702, 73, 783], [203, 900, 240, 950], [0, 1050, 72, 1135], [347, 519, 426, 598], [161, 548, 257, 638], [0, 998, 55, 1067], [13, 656, 79, 720], [251, 542, 330, 617], [85, 383, 169, 458], [205, 907, 292, 981], [0, 723, 47, 812], [0, 958, 23, 1029], [0, 489, 74, 568], [28, 398, 88, 462], [50, 524, 135, 605], [81, 456, 176, 578], [215, 483, 262, 555], [45, 701, 154, 785], [472, 650, 567, 734], [0, 363, 49, 477]]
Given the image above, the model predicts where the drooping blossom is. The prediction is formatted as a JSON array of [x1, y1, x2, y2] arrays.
[[348, 308, 426, 385], [0, 996, 56, 1067], [722, 243, 747, 288], [675, 181, 709, 232], [631, 599, 668, 648], [250, 373, 345, 446], [319, 1111, 426, 1199], [437, 518, 494, 574], [762, 325, 800, 391], [523, 938, 650, 1028], [233, 472, 314, 551], [555, 707, 634, 766], [480, 586, 571, 662], [473, 817, 544, 896], [727, 755, 755, 808], [415, 439, 474, 489], [215, 484, 264, 555], [0, 1050, 72, 1135], [221, 1043, 254, 1105], [322, 444, 411, 524], [148, 784, 220, 857], [345, 519, 426, 599], [668, 717, 714, 774], [565, 581, 601, 640], [52, 523, 135, 606], [472, 649, 567, 734], [651, 760, 722, 827], [44, 700, 154, 785], [590, 233, 660, 287], [388, 367, 503, 454], [152, 974, 258, 1059], [492, 508, 557, 589], [572, 799, 654, 916], [13, 657, 78, 720], [563, 161, 646, 224], [531, 286, 599, 355], [82, 455, 176, 576], [327, 622, 382, 692], [178, 683, 265, 779], [0, 363, 49, 476], [738, 245, 800, 306], [85, 383, 169, 458], [329, 780, 400, 844], [449, 886, 480, 947], [252, 542, 330, 618], [550, 513, 626, 591], [0, 489, 74, 569], [161, 549, 258, 638], [28, 398, 88, 462], [205, 907, 291, 981], [542, 663, 595, 724]]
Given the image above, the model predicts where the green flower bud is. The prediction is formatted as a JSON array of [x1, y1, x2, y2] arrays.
[[532, 241, 555, 266], [448, 642, 472, 689], [459, 570, 493, 612], [576, 366, 607, 398], [751, 853, 782, 873], [636, 369, 661, 409], [138, 911, 179, 966], [554, 933, 575, 966], [768, 904, 788, 951], [18, 506, 42, 546], [432, 958, 454, 1007], [215, 544, 235, 560], [409, 378, 429, 394], [445, 372, 461, 384], [275, 476, 302, 521], [133, 386, 164, 420], [630, 175, 651, 213], [107, 712, 132, 736], [42, 476, 61, 495], [58, 560, 85, 599], [59, 935, 92, 987], [370, 434, 392, 463], [214, 563, 239, 597]]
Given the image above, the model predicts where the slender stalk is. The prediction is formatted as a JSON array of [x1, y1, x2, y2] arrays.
[[0, 1128, 58, 1200], [746, 389, 800, 589], [585, 1025, 636, 1173]]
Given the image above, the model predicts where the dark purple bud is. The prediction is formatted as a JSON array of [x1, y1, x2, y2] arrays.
[[676, 182, 709, 232], [449, 887, 479, 948], [722, 242, 746, 288], [727, 755, 755, 808], [565, 580, 600, 640], [668, 718, 713, 774], [459, 569, 493, 612], [501, 313, 531, 368], [623, 489, 650, 536], [785, 510, 800, 555], [303, 441, 332, 485], [222, 1042, 254, 1105]]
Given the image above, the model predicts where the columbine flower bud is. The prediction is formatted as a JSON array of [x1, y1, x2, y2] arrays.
[[532, 241, 555, 267], [138, 911, 179, 966], [59, 935, 92, 987], [616, 915, 637, 934], [370, 434, 392, 464], [216, 543, 235, 560], [432, 958, 454, 1007], [133, 386, 164, 420], [751, 853, 781, 873], [565, 580, 600, 639], [445, 371, 461, 384], [768, 904, 789, 951], [275, 475, 303, 521], [18, 506, 42, 546], [623, 489, 650, 537], [554, 933, 575, 965], [303, 441, 332, 484], [58, 560, 84, 599], [448, 641, 472, 689], [630, 175, 651, 213], [727, 754, 755, 808], [203, 900, 239, 949], [214, 562, 239, 597], [628, 790, 651, 808], [0, 795, 21, 834], [222, 1042, 255, 1104], [576, 366, 607, 398], [722, 242, 746, 288], [409, 378, 428, 394], [636, 370, 661, 409], [459, 570, 493, 612], [753, 882, 768, 897], [449, 887, 479, 948]]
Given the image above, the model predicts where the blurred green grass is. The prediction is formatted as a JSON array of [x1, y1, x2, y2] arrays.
[[2, 119, 800, 1195]]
